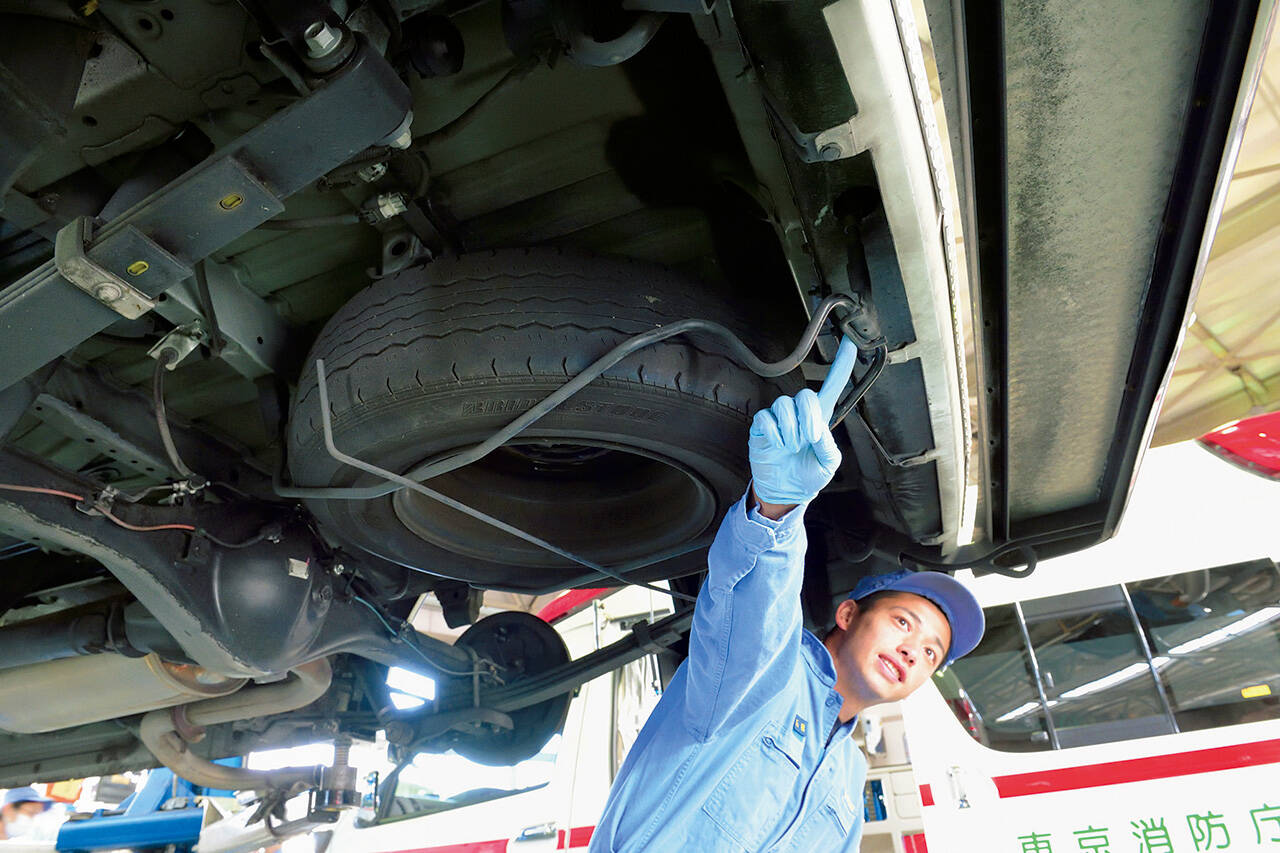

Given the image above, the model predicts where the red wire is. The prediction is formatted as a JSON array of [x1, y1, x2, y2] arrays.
[[0, 483, 85, 502], [98, 508, 196, 533], [0, 483, 196, 533]]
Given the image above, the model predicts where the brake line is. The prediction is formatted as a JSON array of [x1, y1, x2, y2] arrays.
[[152, 350, 196, 482], [0, 483, 198, 533], [0, 484, 278, 543]]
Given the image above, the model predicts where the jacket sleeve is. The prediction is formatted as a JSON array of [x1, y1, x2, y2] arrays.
[[682, 490, 808, 741]]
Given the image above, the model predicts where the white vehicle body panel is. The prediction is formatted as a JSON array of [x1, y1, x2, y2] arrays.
[[902, 442, 1280, 852]]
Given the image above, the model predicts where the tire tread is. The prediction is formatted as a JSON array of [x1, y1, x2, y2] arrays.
[[291, 249, 788, 449]]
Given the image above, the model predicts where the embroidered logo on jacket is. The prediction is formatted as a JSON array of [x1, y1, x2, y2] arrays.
[[793, 715, 807, 738]]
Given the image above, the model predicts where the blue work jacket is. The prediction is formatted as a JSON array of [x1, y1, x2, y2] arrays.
[[590, 493, 866, 852]]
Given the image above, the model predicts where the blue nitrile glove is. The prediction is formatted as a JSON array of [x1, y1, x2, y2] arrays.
[[748, 390, 840, 505], [749, 337, 859, 505]]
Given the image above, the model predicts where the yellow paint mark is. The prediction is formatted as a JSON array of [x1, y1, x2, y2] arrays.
[[1242, 684, 1272, 699], [126, 260, 149, 276], [218, 193, 244, 211]]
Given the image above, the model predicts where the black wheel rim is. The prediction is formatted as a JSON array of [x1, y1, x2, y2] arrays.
[[391, 440, 716, 568]]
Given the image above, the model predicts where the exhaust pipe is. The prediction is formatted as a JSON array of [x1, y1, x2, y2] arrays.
[[139, 657, 332, 791]]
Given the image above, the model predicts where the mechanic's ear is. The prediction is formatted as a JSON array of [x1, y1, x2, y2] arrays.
[[833, 598, 860, 632]]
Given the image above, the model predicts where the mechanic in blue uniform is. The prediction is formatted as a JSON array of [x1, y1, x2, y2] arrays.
[[590, 386, 984, 852]]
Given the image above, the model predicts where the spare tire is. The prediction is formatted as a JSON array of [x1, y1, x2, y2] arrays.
[[288, 248, 799, 591]]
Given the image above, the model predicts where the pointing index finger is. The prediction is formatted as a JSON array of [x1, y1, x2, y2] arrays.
[[816, 336, 859, 422]]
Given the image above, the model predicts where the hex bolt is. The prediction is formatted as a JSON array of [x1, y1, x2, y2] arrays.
[[819, 142, 844, 162], [390, 128, 414, 150], [93, 282, 123, 302], [304, 20, 342, 58]]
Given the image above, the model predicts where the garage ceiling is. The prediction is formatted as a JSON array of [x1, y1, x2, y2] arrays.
[[1155, 31, 1280, 445]]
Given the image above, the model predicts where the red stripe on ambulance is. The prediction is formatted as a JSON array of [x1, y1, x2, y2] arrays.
[[557, 825, 594, 847], [993, 737, 1280, 798], [903, 831, 929, 852], [918, 783, 935, 806]]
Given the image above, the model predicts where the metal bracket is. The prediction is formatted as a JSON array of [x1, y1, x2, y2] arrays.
[[31, 392, 176, 479], [0, 36, 411, 394], [54, 217, 160, 320], [155, 261, 297, 381], [147, 322, 206, 369], [761, 89, 861, 163], [630, 619, 669, 655], [371, 229, 425, 278]]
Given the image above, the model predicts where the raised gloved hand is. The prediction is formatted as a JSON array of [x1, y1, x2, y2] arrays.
[[748, 390, 840, 505], [748, 337, 858, 506]]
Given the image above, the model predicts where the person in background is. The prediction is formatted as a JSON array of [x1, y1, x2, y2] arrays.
[[0, 786, 53, 840]]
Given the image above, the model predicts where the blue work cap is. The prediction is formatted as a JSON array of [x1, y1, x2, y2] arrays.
[[848, 569, 985, 667], [2, 787, 52, 810]]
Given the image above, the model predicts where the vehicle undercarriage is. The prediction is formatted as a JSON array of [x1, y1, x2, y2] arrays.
[[0, 0, 1268, 820]]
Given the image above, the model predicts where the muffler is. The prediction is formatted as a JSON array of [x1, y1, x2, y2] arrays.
[[0, 652, 247, 733]]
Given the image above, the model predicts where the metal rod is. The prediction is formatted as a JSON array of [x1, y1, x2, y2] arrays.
[[1120, 583, 1180, 735], [1013, 600, 1060, 750]]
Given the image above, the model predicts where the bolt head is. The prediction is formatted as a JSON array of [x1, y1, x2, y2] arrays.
[[304, 20, 342, 58], [93, 282, 123, 302], [390, 128, 413, 150], [819, 142, 843, 162]]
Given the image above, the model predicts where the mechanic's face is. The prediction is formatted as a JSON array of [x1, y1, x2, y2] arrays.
[[823, 591, 951, 721]]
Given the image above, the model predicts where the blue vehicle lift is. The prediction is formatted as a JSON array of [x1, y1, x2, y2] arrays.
[[54, 762, 240, 852]]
